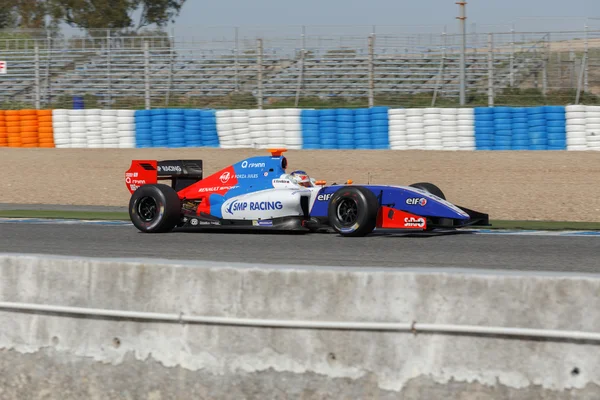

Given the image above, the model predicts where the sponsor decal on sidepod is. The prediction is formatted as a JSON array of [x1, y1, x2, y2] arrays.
[[226, 200, 284, 215], [317, 193, 334, 201], [404, 217, 425, 228], [241, 161, 266, 169], [406, 198, 427, 206]]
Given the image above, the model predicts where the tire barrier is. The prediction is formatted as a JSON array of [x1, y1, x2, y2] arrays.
[[0, 111, 6, 147], [217, 108, 302, 149], [301, 107, 389, 150], [475, 106, 567, 150], [0, 106, 599, 150], [135, 109, 219, 148], [566, 105, 600, 151], [388, 108, 475, 150], [51, 109, 136, 149]]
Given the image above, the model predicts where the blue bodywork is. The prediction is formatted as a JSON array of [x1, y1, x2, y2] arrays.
[[309, 185, 471, 221], [207, 154, 288, 218], [198, 153, 475, 225]]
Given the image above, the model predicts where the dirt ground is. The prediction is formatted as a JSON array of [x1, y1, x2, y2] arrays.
[[1, 148, 599, 222]]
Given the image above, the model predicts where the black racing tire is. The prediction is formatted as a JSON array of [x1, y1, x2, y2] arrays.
[[409, 182, 446, 200], [129, 184, 181, 233], [327, 186, 379, 237]]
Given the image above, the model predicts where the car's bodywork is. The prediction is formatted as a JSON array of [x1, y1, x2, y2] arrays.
[[125, 149, 489, 234]]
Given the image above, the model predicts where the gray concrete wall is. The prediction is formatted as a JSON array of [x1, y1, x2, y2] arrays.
[[0, 253, 599, 399]]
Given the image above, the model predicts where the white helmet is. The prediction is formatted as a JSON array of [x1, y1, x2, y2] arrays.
[[289, 170, 312, 187]]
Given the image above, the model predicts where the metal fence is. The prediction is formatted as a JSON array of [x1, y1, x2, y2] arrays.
[[0, 27, 599, 109]]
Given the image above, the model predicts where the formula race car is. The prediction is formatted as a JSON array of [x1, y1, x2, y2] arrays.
[[125, 149, 489, 237]]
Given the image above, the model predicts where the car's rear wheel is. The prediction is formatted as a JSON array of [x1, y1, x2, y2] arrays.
[[409, 182, 446, 200], [327, 186, 379, 237], [129, 184, 181, 233]]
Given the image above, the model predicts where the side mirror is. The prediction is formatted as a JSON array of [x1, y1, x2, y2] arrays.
[[315, 180, 327, 186]]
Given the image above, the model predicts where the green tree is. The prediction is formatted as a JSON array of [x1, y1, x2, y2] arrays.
[[56, 0, 187, 34], [0, 2, 16, 29]]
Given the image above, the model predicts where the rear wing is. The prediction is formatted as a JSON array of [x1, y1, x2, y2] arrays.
[[125, 159, 203, 194]]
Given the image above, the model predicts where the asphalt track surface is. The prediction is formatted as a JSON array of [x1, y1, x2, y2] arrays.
[[1, 221, 599, 272]]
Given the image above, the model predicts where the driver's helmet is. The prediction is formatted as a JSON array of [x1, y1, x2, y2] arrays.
[[289, 170, 312, 187]]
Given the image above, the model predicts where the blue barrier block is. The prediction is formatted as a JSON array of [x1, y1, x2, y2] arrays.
[[371, 120, 388, 128], [512, 118, 528, 124], [494, 124, 512, 131], [337, 122, 354, 129], [546, 121, 566, 129], [136, 122, 152, 130], [302, 110, 319, 117], [528, 120, 546, 128], [301, 116, 319, 125], [475, 121, 494, 128], [511, 123, 528, 130], [369, 106, 389, 114], [336, 108, 354, 116], [526, 107, 545, 115], [543, 106, 565, 113], [493, 112, 513, 120]]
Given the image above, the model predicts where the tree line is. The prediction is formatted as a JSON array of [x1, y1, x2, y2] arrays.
[[0, 0, 187, 34]]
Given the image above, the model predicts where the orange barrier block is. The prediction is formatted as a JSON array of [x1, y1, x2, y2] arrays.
[[37, 109, 54, 147], [0, 110, 6, 147], [19, 109, 38, 147], [5, 110, 21, 147]]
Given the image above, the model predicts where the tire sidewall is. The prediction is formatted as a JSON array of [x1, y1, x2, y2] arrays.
[[328, 187, 378, 237], [409, 182, 446, 200], [129, 184, 180, 233]]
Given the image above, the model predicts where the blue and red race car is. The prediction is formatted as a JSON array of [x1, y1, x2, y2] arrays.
[[125, 149, 489, 237]]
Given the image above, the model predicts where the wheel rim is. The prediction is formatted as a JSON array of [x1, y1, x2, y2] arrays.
[[137, 196, 158, 222], [336, 198, 358, 225]]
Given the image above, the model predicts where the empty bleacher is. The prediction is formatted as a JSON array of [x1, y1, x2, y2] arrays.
[[0, 32, 565, 106]]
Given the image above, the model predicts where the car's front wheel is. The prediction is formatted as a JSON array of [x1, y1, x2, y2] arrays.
[[129, 184, 181, 233], [327, 186, 379, 237]]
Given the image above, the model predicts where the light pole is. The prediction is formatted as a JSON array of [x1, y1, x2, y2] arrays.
[[457, 1, 467, 106]]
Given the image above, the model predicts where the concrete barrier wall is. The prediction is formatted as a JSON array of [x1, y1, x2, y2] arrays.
[[2, 105, 600, 150], [1, 253, 599, 399]]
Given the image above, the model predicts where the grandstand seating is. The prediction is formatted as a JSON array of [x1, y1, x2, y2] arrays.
[[0, 36, 549, 106]]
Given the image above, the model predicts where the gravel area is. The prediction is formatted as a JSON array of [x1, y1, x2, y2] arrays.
[[1, 148, 599, 222]]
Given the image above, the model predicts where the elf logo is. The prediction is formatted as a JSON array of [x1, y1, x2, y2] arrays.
[[406, 198, 427, 206]]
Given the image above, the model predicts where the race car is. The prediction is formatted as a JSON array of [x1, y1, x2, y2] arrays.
[[124, 149, 489, 237]]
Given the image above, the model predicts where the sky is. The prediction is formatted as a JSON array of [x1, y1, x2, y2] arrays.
[[57, 0, 599, 39], [164, 0, 599, 36]]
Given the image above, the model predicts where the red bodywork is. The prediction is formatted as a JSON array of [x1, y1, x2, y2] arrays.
[[376, 206, 427, 230], [125, 160, 239, 218], [125, 160, 158, 194]]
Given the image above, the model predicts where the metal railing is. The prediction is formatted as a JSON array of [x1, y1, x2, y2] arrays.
[[0, 28, 598, 109]]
